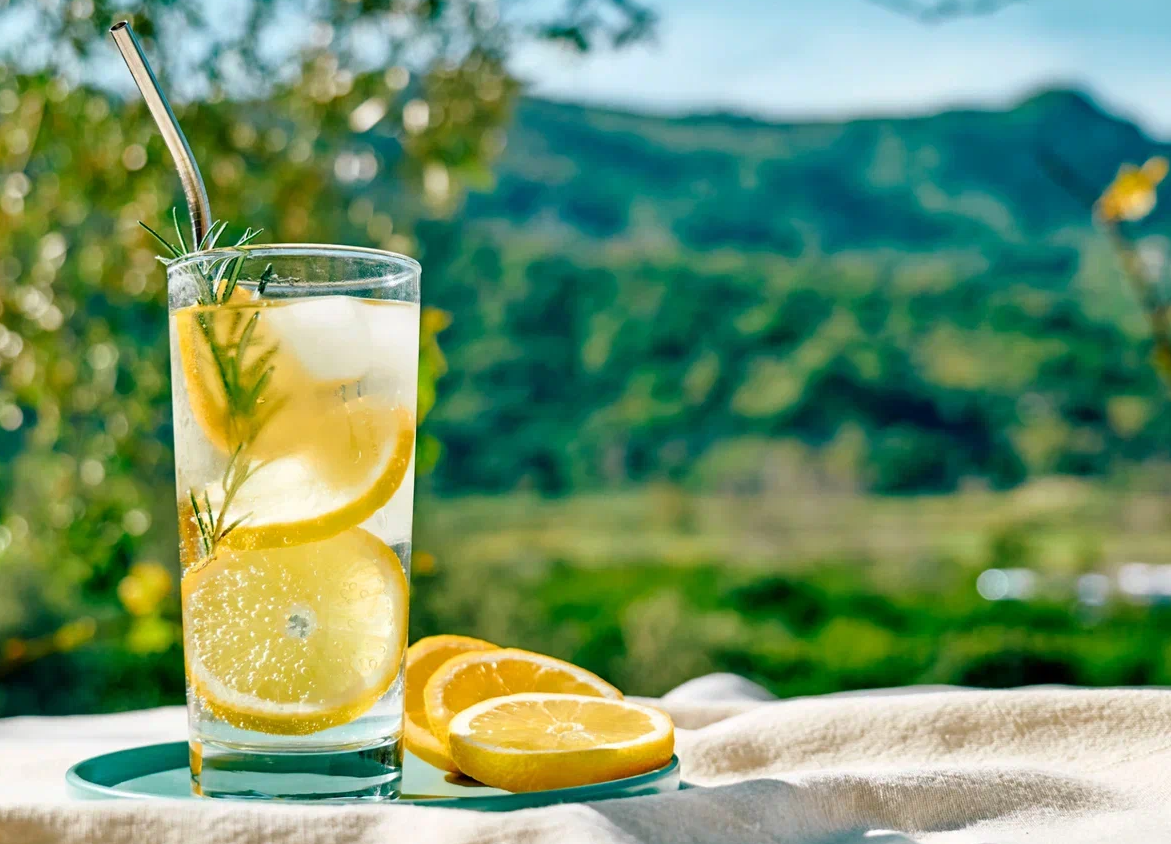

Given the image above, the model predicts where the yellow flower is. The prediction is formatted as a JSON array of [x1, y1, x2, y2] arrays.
[[117, 560, 173, 617], [1096, 157, 1169, 223]]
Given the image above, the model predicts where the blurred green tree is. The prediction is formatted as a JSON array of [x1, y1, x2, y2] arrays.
[[0, 0, 654, 713]]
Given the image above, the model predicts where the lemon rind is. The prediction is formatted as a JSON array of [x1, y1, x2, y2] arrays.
[[182, 529, 408, 736]]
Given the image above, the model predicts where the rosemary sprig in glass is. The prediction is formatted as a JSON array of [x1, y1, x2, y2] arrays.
[[144, 210, 281, 557]]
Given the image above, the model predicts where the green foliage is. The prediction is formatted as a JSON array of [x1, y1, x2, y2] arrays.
[[4, 0, 1171, 712], [400, 483, 1171, 699], [418, 93, 1171, 495], [408, 553, 1171, 699], [0, 0, 655, 708], [0, 65, 479, 689]]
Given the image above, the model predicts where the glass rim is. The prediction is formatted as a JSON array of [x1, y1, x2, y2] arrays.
[[165, 242, 421, 276]]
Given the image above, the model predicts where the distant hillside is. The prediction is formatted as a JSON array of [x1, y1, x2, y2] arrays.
[[471, 91, 1165, 249], [416, 91, 1171, 495]]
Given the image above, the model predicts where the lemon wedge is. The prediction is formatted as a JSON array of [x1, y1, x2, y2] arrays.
[[404, 635, 498, 771], [423, 648, 621, 750], [448, 693, 675, 792], [182, 527, 408, 735]]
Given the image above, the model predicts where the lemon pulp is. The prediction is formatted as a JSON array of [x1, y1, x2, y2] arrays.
[[423, 648, 622, 748], [173, 295, 419, 460], [447, 693, 675, 792], [206, 400, 415, 551], [182, 527, 408, 736]]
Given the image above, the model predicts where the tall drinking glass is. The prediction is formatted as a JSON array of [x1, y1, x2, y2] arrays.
[[166, 245, 420, 800]]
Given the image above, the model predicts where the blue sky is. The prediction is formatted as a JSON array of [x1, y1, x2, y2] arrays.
[[512, 0, 1171, 137]]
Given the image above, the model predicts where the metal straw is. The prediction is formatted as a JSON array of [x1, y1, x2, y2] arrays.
[[110, 21, 212, 246]]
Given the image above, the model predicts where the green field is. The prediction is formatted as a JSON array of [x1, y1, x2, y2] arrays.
[[410, 482, 1171, 698], [417, 477, 1171, 572], [5, 479, 1171, 716]]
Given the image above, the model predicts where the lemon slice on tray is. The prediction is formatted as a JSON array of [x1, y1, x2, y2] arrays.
[[182, 527, 408, 735], [423, 648, 622, 751], [448, 693, 675, 792], [403, 635, 499, 772]]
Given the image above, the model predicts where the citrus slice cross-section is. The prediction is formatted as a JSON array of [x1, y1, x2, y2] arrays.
[[182, 527, 408, 736], [447, 693, 675, 792], [173, 295, 418, 551], [404, 635, 498, 772], [205, 399, 415, 551], [423, 648, 622, 750]]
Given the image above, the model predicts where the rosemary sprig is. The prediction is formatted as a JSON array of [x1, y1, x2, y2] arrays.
[[147, 212, 279, 558]]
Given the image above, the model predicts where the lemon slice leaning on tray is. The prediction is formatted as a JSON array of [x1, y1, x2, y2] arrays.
[[423, 648, 622, 751], [182, 527, 408, 735], [403, 635, 499, 771], [447, 693, 675, 792]]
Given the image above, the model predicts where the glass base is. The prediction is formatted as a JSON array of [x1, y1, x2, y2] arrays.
[[191, 737, 402, 801]]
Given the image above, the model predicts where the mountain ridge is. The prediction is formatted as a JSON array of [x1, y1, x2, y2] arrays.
[[418, 86, 1171, 494], [519, 87, 1121, 133], [463, 86, 1168, 257]]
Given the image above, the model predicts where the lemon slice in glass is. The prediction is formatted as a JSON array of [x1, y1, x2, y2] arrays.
[[448, 693, 675, 792], [173, 296, 419, 458], [203, 399, 415, 551], [182, 527, 408, 736]]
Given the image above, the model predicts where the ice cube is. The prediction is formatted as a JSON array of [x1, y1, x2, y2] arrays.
[[263, 296, 375, 382], [364, 302, 420, 405]]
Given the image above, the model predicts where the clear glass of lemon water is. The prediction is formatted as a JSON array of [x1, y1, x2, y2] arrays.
[[167, 245, 420, 800]]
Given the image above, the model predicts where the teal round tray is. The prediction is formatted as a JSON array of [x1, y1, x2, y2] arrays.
[[66, 743, 681, 810]]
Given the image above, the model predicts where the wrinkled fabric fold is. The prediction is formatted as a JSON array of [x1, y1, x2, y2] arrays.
[[4, 679, 1171, 843]]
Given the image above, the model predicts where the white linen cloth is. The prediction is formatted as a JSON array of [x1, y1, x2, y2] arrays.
[[2, 675, 1171, 843]]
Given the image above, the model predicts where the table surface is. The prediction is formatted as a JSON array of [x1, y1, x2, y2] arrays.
[[0, 705, 189, 803]]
